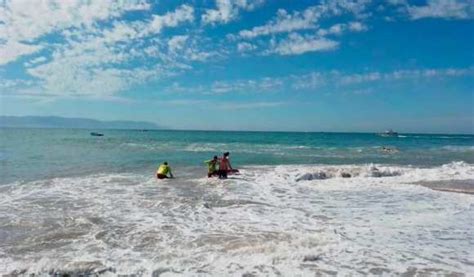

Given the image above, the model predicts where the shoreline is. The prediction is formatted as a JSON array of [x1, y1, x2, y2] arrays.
[[414, 179, 474, 195]]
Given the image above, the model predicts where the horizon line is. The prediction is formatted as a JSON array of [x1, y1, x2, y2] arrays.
[[1, 126, 473, 136]]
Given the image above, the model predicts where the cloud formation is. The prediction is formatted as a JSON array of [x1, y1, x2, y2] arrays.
[[389, 0, 474, 20], [291, 67, 474, 90], [234, 0, 371, 56], [238, 0, 370, 39], [2, 3, 196, 97], [267, 34, 339, 55], [202, 0, 265, 24], [163, 67, 474, 95], [408, 0, 473, 19], [0, 0, 472, 100], [0, 0, 150, 64]]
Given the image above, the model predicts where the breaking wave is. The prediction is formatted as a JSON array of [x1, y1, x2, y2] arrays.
[[1, 162, 473, 275]]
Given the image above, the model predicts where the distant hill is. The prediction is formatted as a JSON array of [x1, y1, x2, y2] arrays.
[[0, 116, 161, 130]]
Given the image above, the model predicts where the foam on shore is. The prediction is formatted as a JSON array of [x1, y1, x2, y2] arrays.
[[0, 162, 473, 275]]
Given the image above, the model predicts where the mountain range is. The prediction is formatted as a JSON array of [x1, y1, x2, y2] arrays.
[[0, 116, 160, 130]]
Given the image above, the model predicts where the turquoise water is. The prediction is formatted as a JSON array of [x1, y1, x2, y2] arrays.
[[1, 128, 473, 184], [1, 128, 474, 275]]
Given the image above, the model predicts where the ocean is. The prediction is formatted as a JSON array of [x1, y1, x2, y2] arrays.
[[0, 128, 473, 275]]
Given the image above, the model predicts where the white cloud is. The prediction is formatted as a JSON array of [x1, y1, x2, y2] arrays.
[[339, 72, 382, 84], [146, 5, 194, 34], [0, 78, 34, 91], [336, 0, 372, 17], [237, 42, 256, 52], [202, 0, 265, 24], [187, 51, 215, 62], [91, 5, 194, 45], [164, 77, 284, 95], [318, 23, 344, 36], [388, 0, 474, 20], [19, 4, 196, 97], [210, 77, 283, 94], [0, 2, 194, 68], [0, 0, 150, 42], [268, 33, 339, 55], [153, 99, 283, 110], [2, 0, 471, 102], [26, 56, 48, 66], [160, 67, 473, 97], [168, 35, 189, 52], [291, 67, 474, 89], [235, 0, 266, 10], [0, 41, 43, 65], [27, 60, 165, 97], [348, 21, 368, 31], [0, 0, 150, 64], [328, 24, 346, 35], [238, 8, 319, 39], [291, 72, 326, 90], [385, 68, 474, 80], [147, 34, 218, 63], [235, 1, 370, 56], [407, 0, 473, 19], [202, 0, 235, 24], [317, 22, 367, 36], [238, 0, 371, 39]]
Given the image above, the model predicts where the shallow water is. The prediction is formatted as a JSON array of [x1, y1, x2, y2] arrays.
[[1, 128, 474, 184], [0, 129, 473, 275], [1, 163, 473, 275]]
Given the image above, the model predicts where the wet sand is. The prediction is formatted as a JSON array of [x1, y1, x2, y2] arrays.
[[414, 179, 474, 194]]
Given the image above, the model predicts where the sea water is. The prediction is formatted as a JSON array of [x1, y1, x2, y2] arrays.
[[0, 128, 473, 275]]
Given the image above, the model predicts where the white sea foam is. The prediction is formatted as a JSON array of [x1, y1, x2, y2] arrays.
[[0, 163, 473, 275], [441, 145, 474, 152], [401, 135, 473, 140], [182, 143, 314, 154]]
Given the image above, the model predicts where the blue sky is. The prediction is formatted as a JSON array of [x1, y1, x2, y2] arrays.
[[0, 0, 473, 133]]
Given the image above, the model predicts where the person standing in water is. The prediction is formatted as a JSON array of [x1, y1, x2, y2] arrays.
[[218, 152, 233, 179], [205, 156, 219, 178], [156, 161, 173, 179]]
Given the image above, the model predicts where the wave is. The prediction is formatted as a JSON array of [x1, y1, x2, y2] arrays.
[[3, 162, 472, 189], [295, 165, 402, 181], [124, 142, 302, 154], [435, 136, 473, 139], [253, 161, 473, 184], [182, 142, 314, 154], [401, 135, 473, 139], [440, 145, 474, 152], [1, 162, 473, 275]]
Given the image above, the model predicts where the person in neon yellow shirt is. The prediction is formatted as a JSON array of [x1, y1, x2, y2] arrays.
[[156, 161, 173, 179], [205, 156, 219, 177]]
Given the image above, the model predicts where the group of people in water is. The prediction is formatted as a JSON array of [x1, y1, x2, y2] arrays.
[[156, 152, 238, 180]]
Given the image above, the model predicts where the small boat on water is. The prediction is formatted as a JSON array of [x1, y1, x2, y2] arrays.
[[90, 132, 104, 137], [378, 129, 398, 137]]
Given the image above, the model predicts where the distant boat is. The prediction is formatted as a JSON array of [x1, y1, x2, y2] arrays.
[[378, 129, 398, 137], [90, 132, 104, 137]]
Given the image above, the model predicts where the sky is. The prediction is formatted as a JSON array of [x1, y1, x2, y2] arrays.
[[0, 0, 473, 133]]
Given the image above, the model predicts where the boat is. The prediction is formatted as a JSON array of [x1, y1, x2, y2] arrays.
[[90, 132, 104, 137], [378, 129, 398, 137]]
